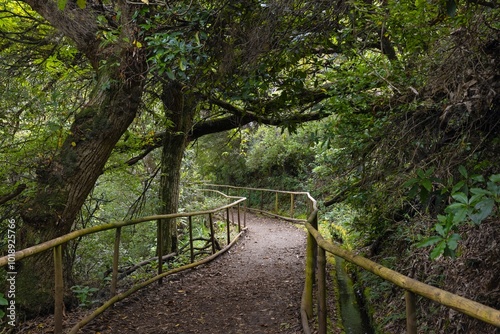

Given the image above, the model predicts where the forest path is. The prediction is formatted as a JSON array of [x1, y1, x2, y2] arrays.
[[81, 212, 307, 334]]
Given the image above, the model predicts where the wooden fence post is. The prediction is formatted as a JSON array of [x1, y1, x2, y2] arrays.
[[189, 216, 194, 263], [406, 290, 417, 334], [275, 192, 279, 214], [260, 190, 264, 211], [318, 246, 327, 334], [208, 213, 216, 254], [111, 227, 121, 296], [311, 211, 318, 276], [157, 219, 163, 284], [53, 245, 63, 334], [244, 200, 247, 228], [237, 203, 241, 232], [290, 193, 295, 218], [304, 231, 315, 318], [226, 208, 231, 244]]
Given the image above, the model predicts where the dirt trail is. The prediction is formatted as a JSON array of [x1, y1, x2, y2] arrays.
[[78, 213, 307, 334]]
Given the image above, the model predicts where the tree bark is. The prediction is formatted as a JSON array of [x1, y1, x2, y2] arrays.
[[159, 81, 197, 254]]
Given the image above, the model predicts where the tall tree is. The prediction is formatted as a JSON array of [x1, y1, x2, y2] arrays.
[[158, 81, 197, 254]]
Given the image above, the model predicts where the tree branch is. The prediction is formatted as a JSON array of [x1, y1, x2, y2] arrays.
[[124, 87, 331, 166], [0, 184, 27, 205], [20, 0, 101, 67], [125, 108, 327, 166]]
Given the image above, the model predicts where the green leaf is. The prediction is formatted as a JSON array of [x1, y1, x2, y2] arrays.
[[446, 202, 467, 211], [437, 214, 449, 223], [458, 165, 468, 179], [451, 192, 468, 204], [447, 233, 461, 250], [194, 32, 201, 46], [471, 174, 485, 182], [489, 174, 500, 183], [421, 179, 432, 192], [403, 178, 418, 189], [435, 223, 445, 237], [76, 0, 86, 9], [416, 169, 425, 178], [451, 180, 465, 194], [469, 198, 494, 225], [469, 193, 485, 205], [470, 188, 490, 196], [430, 240, 446, 259], [452, 208, 468, 224], [416, 236, 442, 248], [166, 69, 175, 80], [487, 181, 500, 197], [179, 57, 187, 71]]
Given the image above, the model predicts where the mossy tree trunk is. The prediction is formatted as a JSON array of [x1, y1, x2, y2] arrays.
[[159, 81, 197, 254]]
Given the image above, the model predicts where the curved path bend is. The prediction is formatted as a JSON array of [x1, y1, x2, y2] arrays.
[[81, 213, 307, 334]]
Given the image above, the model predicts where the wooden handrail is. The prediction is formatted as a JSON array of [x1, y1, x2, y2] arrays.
[[0, 196, 246, 266], [204, 183, 315, 196], [306, 221, 500, 328], [204, 183, 318, 216]]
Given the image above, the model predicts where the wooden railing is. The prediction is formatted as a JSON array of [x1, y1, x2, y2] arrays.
[[203, 184, 313, 222], [0, 189, 245, 334], [206, 185, 500, 333], [2, 185, 500, 333]]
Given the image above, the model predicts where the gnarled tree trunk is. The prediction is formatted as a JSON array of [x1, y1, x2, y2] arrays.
[[18, 71, 145, 315]]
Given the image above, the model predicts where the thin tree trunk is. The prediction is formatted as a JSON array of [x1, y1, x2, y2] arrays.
[[159, 81, 197, 254]]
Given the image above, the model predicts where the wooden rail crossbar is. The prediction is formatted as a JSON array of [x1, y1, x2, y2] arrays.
[[0, 189, 245, 333], [206, 185, 500, 333]]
